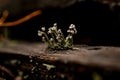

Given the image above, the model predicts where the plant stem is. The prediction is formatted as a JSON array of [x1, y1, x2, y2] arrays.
[[51, 34, 55, 44], [43, 33, 51, 46], [4, 27, 8, 40]]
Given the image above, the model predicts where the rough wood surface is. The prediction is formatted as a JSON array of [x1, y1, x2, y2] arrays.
[[0, 42, 120, 71]]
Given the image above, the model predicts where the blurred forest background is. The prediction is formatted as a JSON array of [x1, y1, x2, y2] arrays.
[[0, 0, 120, 46]]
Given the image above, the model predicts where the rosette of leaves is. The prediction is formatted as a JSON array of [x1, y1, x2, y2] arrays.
[[38, 23, 77, 50]]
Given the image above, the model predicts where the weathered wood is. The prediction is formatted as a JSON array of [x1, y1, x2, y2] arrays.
[[0, 42, 120, 71]]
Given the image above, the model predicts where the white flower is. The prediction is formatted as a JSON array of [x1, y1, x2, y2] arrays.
[[52, 23, 57, 31], [48, 27, 52, 31], [48, 27, 52, 34], [48, 30, 52, 34], [67, 30, 71, 33], [70, 30, 75, 34], [69, 24, 73, 29], [53, 23, 57, 26], [66, 36, 72, 41], [52, 26, 57, 30], [69, 24, 75, 29], [42, 37, 45, 41], [69, 26, 72, 29], [56, 34, 61, 40], [66, 37, 69, 41], [74, 28, 77, 34], [56, 36, 59, 40], [58, 29, 62, 33], [41, 27, 45, 31], [50, 38, 53, 42], [72, 24, 75, 28], [38, 30, 43, 36]]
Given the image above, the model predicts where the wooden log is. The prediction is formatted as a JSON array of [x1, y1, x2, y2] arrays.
[[0, 42, 120, 71]]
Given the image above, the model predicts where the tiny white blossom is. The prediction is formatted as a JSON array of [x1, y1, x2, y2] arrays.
[[66, 37, 69, 40], [74, 28, 77, 34], [58, 29, 62, 33], [48, 27, 52, 31], [42, 37, 45, 41], [48, 30, 52, 34], [50, 38, 53, 42], [52, 26, 57, 30], [69, 26, 72, 29], [56, 36, 59, 40], [66, 36, 72, 41], [53, 23, 57, 26], [41, 27, 45, 31], [70, 30, 75, 34], [72, 24, 75, 28], [69, 24, 75, 29], [38, 30, 43, 36], [56, 34, 61, 40], [67, 30, 71, 33], [69, 24, 73, 29]]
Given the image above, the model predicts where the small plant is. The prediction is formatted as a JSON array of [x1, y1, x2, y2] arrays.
[[38, 23, 77, 50]]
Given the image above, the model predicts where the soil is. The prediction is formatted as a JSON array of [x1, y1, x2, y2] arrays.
[[0, 41, 120, 80]]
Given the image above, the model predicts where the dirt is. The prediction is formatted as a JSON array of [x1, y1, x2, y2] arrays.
[[0, 42, 120, 80]]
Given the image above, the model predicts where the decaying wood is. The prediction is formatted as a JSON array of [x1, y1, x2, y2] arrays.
[[0, 42, 120, 71]]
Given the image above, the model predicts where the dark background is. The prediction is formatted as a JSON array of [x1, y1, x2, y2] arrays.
[[1, 0, 120, 46]]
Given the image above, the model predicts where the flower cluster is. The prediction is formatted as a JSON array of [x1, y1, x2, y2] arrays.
[[38, 23, 77, 50]]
